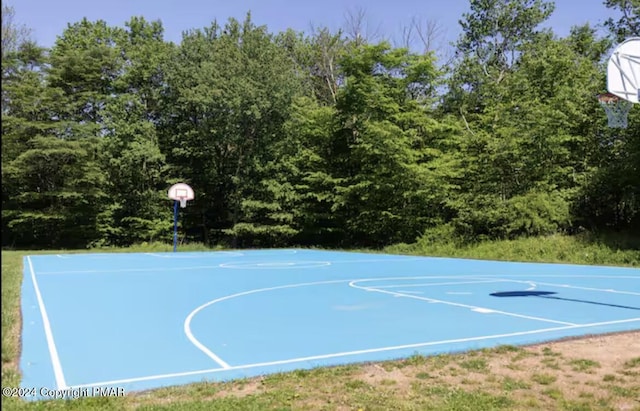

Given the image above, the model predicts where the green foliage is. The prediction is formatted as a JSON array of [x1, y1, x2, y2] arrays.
[[3, 136, 105, 248], [159, 13, 302, 247], [457, 0, 555, 69], [1, 4, 638, 250], [443, 11, 620, 243], [575, 102, 640, 231], [297, 42, 454, 246], [95, 17, 172, 246], [603, 0, 640, 41], [452, 191, 572, 240], [386, 231, 640, 266], [47, 19, 126, 138]]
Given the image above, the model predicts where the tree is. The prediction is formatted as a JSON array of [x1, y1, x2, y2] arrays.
[[159, 14, 302, 246], [396, 16, 452, 67], [443, 1, 610, 240], [1, 3, 32, 115], [2, 42, 57, 247], [447, 0, 555, 115], [3, 137, 106, 248], [277, 26, 348, 105], [4, 18, 155, 248], [95, 17, 172, 246], [282, 96, 343, 245], [47, 18, 126, 140], [1, 4, 31, 62], [299, 42, 453, 247], [604, 0, 640, 41], [458, 0, 554, 72], [342, 6, 383, 47], [1, 40, 108, 248]]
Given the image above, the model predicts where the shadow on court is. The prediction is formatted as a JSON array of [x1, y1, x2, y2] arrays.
[[490, 291, 640, 311]]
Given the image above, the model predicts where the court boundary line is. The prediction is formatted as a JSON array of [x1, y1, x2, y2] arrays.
[[219, 261, 332, 269], [374, 280, 500, 289], [466, 274, 640, 279], [35, 265, 225, 275], [33, 257, 429, 275], [71, 317, 640, 389], [27, 256, 67, 389], [145, 252, 244, 258], [349, 278, 577, 326]]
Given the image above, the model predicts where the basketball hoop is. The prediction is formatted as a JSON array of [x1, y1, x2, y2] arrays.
[[167, 183, 195, 252], [597, 92, 633, 129], [600, 37, 639, 129], [168, 183, 195, 208]]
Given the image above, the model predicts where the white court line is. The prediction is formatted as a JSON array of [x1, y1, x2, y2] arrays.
[[374, 280, 500, 289], [330, 258, 426, 264], [492, 279, 640, 296], [36, 265, 224, 275], [219, 261, 332, 269], [27, 256, 67, 390], [470, 274, 640, 278], [185, 276, 569, 368], [257, 262, 296, 266], [145, 252, 244, 258], [36, 258, 420, 275], [71, 317, 640, 389], [184, 279, 351, 368], [243, 250, 300, 255], [349, 279, 577, 326]]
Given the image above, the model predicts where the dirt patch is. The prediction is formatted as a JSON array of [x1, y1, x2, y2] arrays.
[[212, 379, 266, 398], [529, 331, 640, 364], [517, 332, 640, 410], [319, 331, 639, 410], [360, 363, 413, 393]]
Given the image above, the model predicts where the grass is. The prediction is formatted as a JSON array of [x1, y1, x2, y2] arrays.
[[501, 376, 531, 391], [458, 358, 489, 372], [569, 359, 601, 373], [385, 231, 640, 267], [531, 374, 558, 385], [2, 233, 640, 410]]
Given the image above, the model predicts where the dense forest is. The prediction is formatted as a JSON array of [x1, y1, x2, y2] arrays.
[[2, 0, 639, 250]]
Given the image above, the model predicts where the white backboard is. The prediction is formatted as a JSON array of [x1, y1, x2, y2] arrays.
[[168, 183, 194, 201], [607, 37, 640, 104]]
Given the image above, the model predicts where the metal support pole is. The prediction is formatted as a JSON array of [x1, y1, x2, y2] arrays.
[[173, 200, 179, 252]]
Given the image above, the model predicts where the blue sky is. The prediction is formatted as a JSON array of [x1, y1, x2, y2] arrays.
[[12, 0, 618, 50]]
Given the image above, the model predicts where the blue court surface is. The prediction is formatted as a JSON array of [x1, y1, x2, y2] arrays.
[[21, 249, 640, 398]]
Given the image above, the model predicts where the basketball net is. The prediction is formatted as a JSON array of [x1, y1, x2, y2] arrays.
[[178, 197, 187, 208], [598, 92, 633, 129]]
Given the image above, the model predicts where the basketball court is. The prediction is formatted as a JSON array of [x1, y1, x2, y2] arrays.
[[20, 250, 640, 398]]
